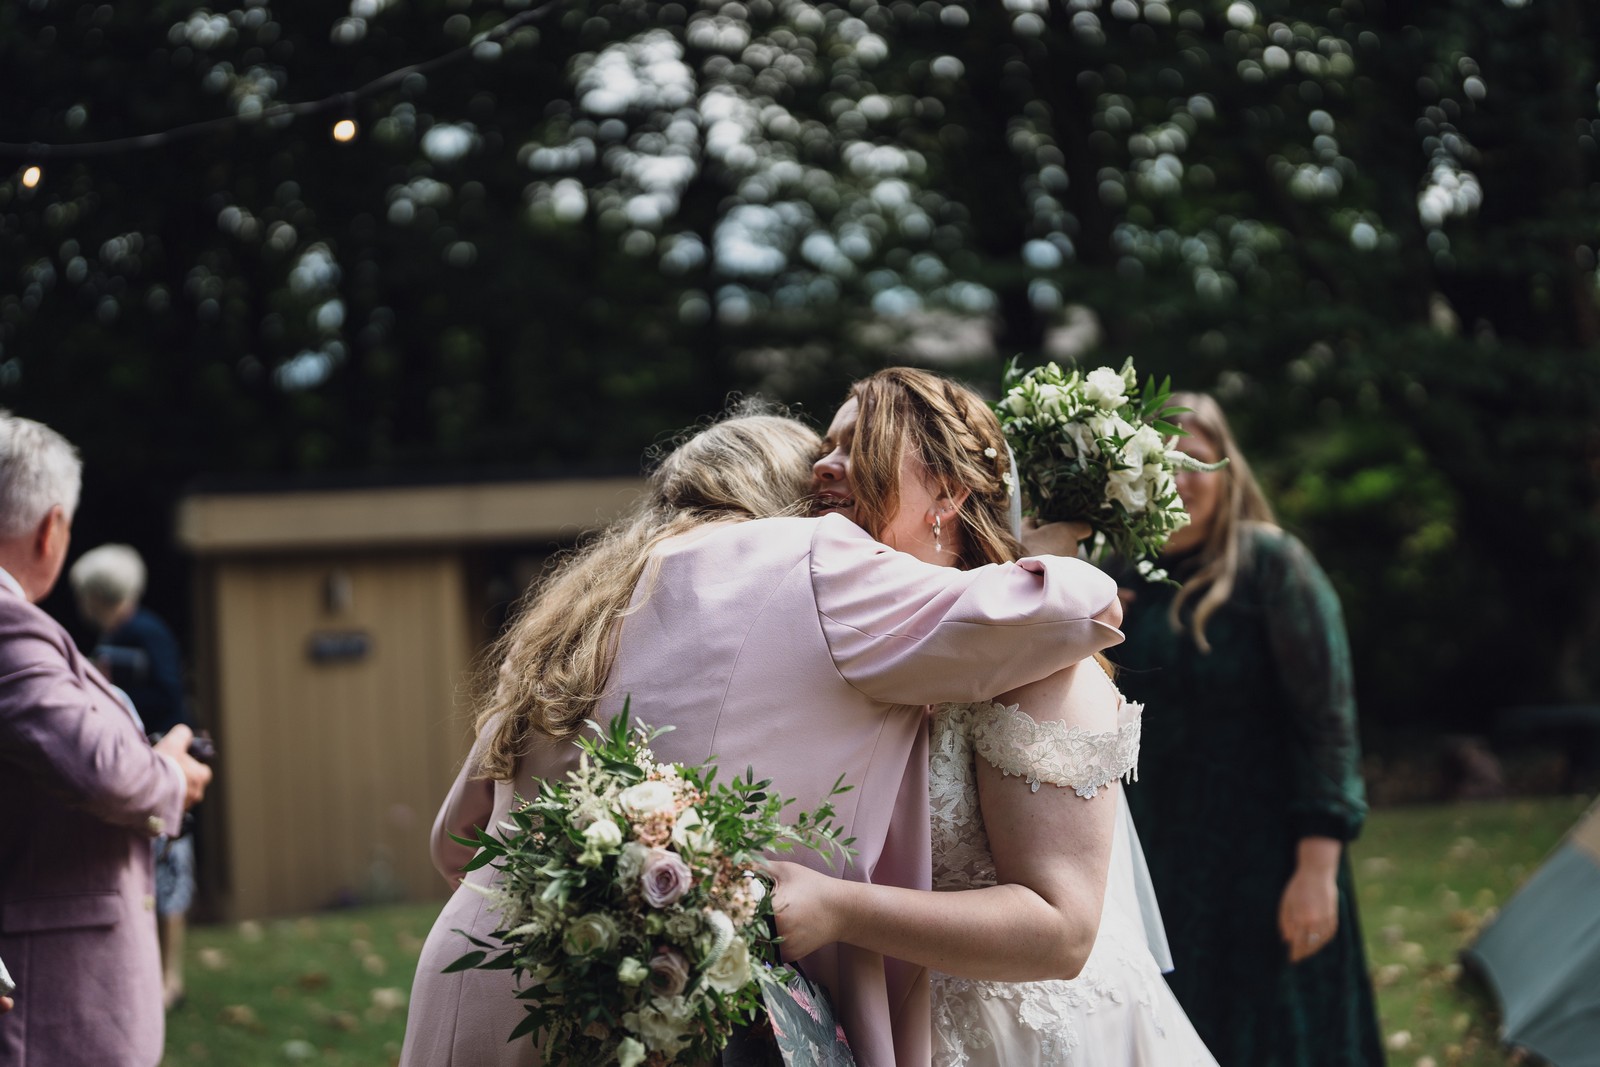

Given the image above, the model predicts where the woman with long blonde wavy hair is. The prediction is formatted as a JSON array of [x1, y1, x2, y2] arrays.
[[473, 406, 820, 778], [1114, 392, 1383, 1067]]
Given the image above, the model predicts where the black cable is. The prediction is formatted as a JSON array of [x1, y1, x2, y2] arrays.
[[0, 1, 561, 161]]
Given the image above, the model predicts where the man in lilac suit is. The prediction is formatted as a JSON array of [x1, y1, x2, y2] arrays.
[[0, 411, 213, 1067]]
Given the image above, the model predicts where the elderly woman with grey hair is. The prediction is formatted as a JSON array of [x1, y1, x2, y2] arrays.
[[70, 542, 198, 1013]]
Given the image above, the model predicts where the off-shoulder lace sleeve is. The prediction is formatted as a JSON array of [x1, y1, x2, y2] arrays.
[[971, 700, 1142, 799]]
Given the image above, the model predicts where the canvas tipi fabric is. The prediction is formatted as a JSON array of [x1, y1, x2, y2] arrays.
[[1463, 800, 1600, 1067]]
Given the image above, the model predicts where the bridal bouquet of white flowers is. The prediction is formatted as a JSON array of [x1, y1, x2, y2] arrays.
[[445, 703, 854, 1066], [996, 358, 1224, 575]]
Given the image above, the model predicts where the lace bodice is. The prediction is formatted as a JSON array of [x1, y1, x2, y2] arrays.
[[930, 700, 1141, 892], [974, 701, 1142, 798], [927, 697, 1219, 1067]]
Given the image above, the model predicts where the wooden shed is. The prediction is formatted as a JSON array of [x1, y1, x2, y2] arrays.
[[176, 475, 645, 920]]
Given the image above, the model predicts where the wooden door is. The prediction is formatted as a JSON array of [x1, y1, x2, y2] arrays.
[[209, 553, 474, 918]]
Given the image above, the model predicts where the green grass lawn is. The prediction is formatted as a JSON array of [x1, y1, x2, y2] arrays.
[[161, 795, 1593, 1066], [1352, 793, 1593, 1067]]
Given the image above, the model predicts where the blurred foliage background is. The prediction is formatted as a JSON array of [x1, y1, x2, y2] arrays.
[[2, 0, 1597, 749]]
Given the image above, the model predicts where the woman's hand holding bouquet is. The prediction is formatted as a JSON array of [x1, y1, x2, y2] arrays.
[[446, 702, 852, 1066], [996, 358, 1225, 579]]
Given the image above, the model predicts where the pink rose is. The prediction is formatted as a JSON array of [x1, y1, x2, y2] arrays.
[[640, 848, 692, 908], [648, 946, 691, 997]]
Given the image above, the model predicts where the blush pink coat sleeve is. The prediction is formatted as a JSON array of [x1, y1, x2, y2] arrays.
[[0, 588, 187, 1067], [400, 515, 1121, 1067]]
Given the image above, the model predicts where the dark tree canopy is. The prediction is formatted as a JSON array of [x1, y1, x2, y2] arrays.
[[3, 0, 1597, 735]]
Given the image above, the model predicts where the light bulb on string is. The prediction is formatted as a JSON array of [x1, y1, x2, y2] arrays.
[[20, 165, 42, 189], [331, 118, 358, 143]]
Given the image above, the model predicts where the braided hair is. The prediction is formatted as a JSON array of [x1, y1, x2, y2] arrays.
[[848, 368, 1021, 570]]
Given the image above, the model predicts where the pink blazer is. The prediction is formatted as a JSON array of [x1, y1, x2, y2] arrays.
[[0, 585, 187, 1067], [400, 515, 1121, 1067]]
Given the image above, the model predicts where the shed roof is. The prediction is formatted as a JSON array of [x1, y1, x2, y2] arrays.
[[177, 477, 648, 555]]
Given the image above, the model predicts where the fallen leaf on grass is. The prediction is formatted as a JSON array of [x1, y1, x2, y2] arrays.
[[197, 947, 229, 971], [1386, 1030, 1412, 1052], [1373, 963, 1408, 988], [221, 1004, 264, 1032], [1360, 856, 1395, 877], [327, 1011, 361, 1033], [371, 988, 408, 1012], [297, 971, 330, 991]]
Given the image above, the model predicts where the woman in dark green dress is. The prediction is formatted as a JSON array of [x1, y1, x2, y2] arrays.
[[1116, 393, 1386, 1067]]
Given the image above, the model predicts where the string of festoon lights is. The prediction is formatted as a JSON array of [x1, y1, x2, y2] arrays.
[[1, 0, 561, 190]]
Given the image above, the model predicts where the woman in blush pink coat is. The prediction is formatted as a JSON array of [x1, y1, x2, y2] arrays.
[[399, 405, 1121, 1067]]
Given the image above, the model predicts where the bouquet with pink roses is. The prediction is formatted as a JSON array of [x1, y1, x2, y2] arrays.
[[446, 702, 853, 1066]]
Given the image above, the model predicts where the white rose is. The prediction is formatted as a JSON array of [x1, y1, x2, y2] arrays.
[[618, 780, 677, 817], [627, 996, 695, 1055], [1088, 412, 1137, 444], [1034, 382, 1072, 418], [1082, 367, 1130, 410], [1107, 468, 1150, 513], [1062, 421, 1098, 460], [617, 956, 649, 986], [563, 912, 619, 956], [584, 819, 624, 852], [616, 1036, 647, 1067], [1129, 424, 1165, 461], [669, 808, 710, 854], [615, 841, 650, 887], [704, 935, 753, 994]]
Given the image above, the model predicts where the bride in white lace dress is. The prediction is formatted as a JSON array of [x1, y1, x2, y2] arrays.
[[774, 368, 1217, 1066], [928, 687, 1214, 1066]]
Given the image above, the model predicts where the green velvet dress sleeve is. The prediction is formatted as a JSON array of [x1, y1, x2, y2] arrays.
[[1256, 529, 1369, 842]]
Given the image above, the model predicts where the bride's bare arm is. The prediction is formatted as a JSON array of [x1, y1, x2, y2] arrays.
[[770, 663, 1121, 982]]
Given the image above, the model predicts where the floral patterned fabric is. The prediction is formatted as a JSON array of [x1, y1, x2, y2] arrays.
[[927, 701, 1218, 1066], [1116, 523, 1385, 1067], [972, 700, 1142, 799]]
